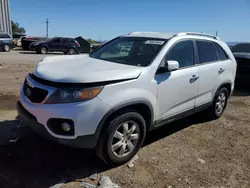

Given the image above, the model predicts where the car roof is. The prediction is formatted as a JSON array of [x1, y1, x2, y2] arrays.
[[125, 31, 220, 41]]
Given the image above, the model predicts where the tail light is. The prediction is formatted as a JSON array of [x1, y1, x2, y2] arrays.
[[75, 41, 80, 47]]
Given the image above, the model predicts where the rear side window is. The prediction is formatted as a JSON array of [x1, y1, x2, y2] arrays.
[[63, 39, 70, 43], [214, 43, 228, 61], [70, 39, 76, 43], [166, 40, 194, 68], [0, 33, 11, 39], [196, 40, 218, 63]]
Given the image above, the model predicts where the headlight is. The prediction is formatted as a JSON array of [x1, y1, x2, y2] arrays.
[[45, 87, 103, 104]]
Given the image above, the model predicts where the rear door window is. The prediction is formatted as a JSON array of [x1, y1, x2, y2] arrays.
[[214, 42, 228, 61], [52, 38, 62, 43], [196, 40, 218, 64]]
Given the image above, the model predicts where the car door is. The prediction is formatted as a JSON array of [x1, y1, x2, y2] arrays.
[[194, 40, 222, 107], [49, 38, 63, 51], [155, 40, 199, 121], [62, 38, 71, 52]]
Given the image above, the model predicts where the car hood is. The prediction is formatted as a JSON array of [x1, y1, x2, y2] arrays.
[[34, 55, 143, 83]]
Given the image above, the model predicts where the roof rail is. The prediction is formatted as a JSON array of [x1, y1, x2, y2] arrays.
[[175, 32, 220, 40]]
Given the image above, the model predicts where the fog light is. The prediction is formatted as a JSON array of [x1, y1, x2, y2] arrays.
[[62, 122, 71, 132]]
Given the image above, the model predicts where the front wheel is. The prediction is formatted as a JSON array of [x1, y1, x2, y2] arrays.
[[96, 111, 146, 165], [3, 44, 10, 52], [40, 47, 48, 54]]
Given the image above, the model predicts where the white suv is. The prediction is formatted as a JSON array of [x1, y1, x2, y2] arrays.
[[17, 32, 236, 165]]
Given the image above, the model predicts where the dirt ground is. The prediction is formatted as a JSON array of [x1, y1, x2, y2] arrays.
[[0, 51, 249, 188]]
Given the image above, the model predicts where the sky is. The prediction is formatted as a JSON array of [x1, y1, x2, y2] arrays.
[[10, 0, 250, 41]]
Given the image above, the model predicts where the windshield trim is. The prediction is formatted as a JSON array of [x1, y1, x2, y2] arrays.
[[89, 36, 168, 67]]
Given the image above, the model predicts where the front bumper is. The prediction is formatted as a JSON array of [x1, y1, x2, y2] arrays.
[[17, 101, 99, 148], [18, 75, 111, 148]]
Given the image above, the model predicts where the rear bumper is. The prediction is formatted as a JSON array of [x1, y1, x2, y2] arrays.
[[16, 101, 98, 148]]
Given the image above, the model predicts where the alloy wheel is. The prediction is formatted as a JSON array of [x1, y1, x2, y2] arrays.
[[4, 45, 10, 52], [215, 91, 226, 115], [111, 121, 140, 158]]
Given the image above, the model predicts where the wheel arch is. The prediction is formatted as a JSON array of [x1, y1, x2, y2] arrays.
[[95, 100, 154, 144], [216, 81, 232, 98]]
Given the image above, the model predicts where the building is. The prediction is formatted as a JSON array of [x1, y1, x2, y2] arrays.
[[0, 0, 12, 36]]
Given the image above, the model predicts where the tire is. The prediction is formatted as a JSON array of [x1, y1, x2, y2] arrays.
[[69, 48, 76, 55], [3, 44, 10, 52], [96, 111, 146, 165], [39, 47, 47, 54], [208, 87, 229, 119]]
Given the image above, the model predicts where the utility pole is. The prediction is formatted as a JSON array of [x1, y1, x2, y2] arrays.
[[216, 31, 218, 37], [46, 19, 49, 37]]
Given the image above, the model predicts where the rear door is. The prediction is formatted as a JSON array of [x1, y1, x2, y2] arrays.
[[62, 38, 71, 52], [194, 40, 225, 107]]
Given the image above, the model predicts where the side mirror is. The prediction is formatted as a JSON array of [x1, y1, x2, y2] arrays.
[[166, 60, 179, 71]]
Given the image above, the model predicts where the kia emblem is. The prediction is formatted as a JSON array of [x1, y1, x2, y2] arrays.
[[26, 88, 32, 96]]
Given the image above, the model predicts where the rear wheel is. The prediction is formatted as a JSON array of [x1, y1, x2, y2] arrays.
[[96, 111, 146, 165], [69, 48, 76, 55], [3, 44, 10, 52], [208, 87, 229, 119]]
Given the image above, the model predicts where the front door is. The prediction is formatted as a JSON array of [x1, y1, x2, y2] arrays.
[[49, 38, 63, 51], [155, 40, 199, 121]]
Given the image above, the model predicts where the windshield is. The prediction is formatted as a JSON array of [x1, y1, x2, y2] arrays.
[[89, 37, 167, 67], [231, 43, 250, 53]]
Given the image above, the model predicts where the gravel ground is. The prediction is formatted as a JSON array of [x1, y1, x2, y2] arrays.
[[0, 51, 249, 188]]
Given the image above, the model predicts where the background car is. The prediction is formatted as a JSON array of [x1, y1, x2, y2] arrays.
[[231, 43, 250, 87], [29, 37, 82, 54], [21, 36, 48, 50], [0, 32, 14, 52]]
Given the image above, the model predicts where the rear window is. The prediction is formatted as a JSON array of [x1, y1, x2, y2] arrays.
[[196, 40, 218, 63], [0, 33, 11, 39], [214, 42, 228, 61], [63, 39, 71, 43], [70, 39, 76, 43]]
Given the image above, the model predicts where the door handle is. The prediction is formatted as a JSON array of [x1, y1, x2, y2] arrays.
[[218, 68, 225, 74], [190, 75, 199, 83]]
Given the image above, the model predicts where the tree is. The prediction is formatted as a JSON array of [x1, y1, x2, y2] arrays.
[[11, 21, 26, 35]]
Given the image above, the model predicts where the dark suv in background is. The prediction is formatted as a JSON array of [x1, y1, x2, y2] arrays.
[[30, 37, 82, 54], [231, 43, 250, 86], [0, 32, 14, 52]]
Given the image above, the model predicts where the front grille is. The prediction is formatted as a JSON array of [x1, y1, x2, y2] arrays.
[[23, 79, 48, 103]]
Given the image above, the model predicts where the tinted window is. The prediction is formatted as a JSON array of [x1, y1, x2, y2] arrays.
[[70, 39, 76, 43], [166, 40, 194, 68], [0, 33, 10, 38], [197, 41, 218, 63], [52, 38, 61, 43], [231, 43, 250, 53], [214, 43, 228, 61], [90, 37, 167, 67], [63, 39, 70, 43]]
